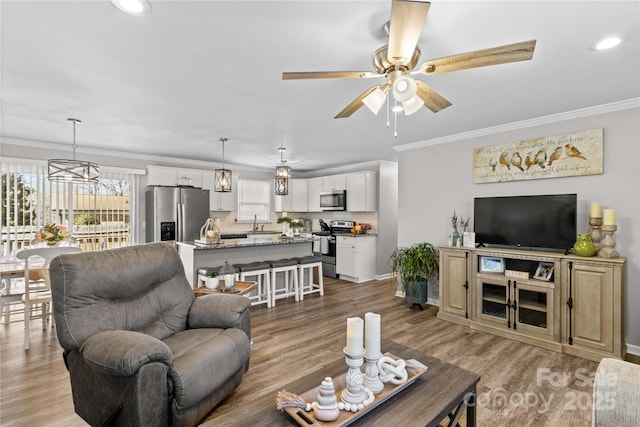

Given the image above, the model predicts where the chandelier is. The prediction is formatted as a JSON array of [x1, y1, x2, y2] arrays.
[[214, 137, 232, 192], [47, 118, 99, 184], [274, 147, 291, 196]]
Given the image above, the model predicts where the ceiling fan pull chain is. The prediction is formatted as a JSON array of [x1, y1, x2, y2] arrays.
[[386, 90, 391, 128], [394, 102, 398, 138]]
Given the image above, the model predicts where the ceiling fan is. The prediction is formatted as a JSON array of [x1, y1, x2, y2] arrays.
[[282, 0, 536, 118]]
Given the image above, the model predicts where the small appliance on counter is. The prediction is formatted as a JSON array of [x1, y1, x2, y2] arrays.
[[352, 223, 372, 234]]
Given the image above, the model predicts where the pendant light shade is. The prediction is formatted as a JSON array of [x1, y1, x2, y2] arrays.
[[274, 147, 291, 196], [214, 137, 232, 192], [48, 118, 99, 184]]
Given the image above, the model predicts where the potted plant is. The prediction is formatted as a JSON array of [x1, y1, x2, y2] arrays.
[[205, 271, 219, 290], [389, 242, 439, 309]]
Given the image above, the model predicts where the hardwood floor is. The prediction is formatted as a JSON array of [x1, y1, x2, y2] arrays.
[[1, 277, 603, 426]]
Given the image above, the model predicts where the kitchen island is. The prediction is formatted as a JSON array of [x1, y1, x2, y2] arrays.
[[177, 235, 314, 287]]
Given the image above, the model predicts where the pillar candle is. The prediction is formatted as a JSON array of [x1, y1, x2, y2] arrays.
[[346, 317, 364, 355], [603, 209, 617, 226], [590, 202, 601, 218], [364, 312, 381, 357]]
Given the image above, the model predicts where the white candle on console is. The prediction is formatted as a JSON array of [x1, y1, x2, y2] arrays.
[[603, 209, 617, 226], [590, 202, 601, 218], [346, 317, 364, 355], [364, 312, 381, 357]]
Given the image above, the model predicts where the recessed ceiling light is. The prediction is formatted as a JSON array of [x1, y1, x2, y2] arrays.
[[111, 0, 152, 16], [589, 36, 622, 52]]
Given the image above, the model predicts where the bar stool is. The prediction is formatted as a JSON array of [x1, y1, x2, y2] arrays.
[[235, 261, 272, 307], [296, 255, 324, 301], [267, 258, 299, 306]]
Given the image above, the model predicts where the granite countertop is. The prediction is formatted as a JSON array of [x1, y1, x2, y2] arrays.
[[335, 233, 377, 237], [178, 235, 314, 250]]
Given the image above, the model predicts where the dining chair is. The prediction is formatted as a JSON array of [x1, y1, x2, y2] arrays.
[[16, 246, 83, 350]]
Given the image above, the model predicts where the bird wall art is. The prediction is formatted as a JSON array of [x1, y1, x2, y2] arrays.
[[473, 128, 603, 183]]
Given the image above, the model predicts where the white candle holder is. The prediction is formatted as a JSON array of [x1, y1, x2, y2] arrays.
[[589, 217, 603, 250], [363, 351, 384, 394], [341, 348, 366, 405], [598, 224, 618, 259]]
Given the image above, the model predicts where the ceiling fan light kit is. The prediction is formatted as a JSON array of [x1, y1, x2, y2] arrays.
[[283, 0, 536, 130], [48, 118, 100, 184], [214, 137, 232, 193], [363, 87, 387, 114]]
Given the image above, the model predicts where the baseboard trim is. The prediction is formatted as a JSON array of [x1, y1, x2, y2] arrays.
[[626, 343, 640, 357]]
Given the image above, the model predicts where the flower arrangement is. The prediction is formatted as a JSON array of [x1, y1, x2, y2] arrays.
[[451, 210, 459, 232], [459, 216, 470, 233], [34, 223, 70, 246], [451, 211, 470, 233]]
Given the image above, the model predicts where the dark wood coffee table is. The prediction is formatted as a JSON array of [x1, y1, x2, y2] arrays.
[[204, 340, 480, 427]]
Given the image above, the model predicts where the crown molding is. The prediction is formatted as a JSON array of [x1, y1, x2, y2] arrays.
[[393, 98, 640, 152]]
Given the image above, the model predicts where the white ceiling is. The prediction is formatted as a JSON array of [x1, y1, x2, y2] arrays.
[[1, 1, 639, 172]]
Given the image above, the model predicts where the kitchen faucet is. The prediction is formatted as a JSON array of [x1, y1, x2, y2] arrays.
[[252, 214, 259, 232]]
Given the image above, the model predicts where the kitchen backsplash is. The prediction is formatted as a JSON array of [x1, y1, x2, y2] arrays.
[[210, 211, 378, 234]]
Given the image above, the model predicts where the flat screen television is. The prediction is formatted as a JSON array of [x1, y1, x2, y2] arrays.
[[474, 194, 577, 251]]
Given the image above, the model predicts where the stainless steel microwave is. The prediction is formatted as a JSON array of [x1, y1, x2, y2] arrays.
[[320, 190, 346, 211]]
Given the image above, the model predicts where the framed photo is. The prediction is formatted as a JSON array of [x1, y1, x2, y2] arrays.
[[463, 232, 476, 248], [534, 262, 554, 281], [479, 256, 504, 273]]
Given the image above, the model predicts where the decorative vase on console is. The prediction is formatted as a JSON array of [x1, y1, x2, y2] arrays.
[[573, 233, 597, 257], [451, 210, 459, 246]]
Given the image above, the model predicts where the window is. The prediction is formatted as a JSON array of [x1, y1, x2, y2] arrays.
[[1, 159, 141, 256], [237, 178, 271, 222]]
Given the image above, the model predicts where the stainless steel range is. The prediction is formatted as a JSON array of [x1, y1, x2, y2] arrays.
[[314, 220, 355, 278]]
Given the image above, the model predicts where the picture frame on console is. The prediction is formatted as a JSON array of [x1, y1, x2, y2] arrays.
[[534, 262, 554, 281], [479, 256, 504, 273]]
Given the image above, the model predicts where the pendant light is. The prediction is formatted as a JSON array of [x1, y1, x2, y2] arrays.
[[274, 147, 291, 196], [214, 137, 232, 192], [48, 118, 99, 184]]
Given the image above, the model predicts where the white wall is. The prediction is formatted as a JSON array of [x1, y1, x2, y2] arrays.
[[396, 106, 640, 350]]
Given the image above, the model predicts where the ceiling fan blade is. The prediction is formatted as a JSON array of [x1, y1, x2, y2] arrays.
[[419, 40, 537, 75], [282, 71, 383, 80], [334, 84, 389, 119], [387, 0, 431, 66], [415, 80, 452, 113]]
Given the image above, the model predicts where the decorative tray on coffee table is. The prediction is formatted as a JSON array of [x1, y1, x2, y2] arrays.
[[283, 353, 428, 426]]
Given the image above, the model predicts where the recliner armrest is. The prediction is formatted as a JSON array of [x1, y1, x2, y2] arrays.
[[188, 294, 251, 332], [80, 330, 173, 377]]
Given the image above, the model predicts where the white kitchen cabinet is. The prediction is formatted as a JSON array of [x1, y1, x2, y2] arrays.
[[201, 171, 236, 211], [346, 171, 377, 212], [291, 179, 308, 212], [322, 174, 347, 191], [307, 177, 323, 212], [146, 165, 179, 186], [335, 235, 377, 283], [275, 179, 308, 212]]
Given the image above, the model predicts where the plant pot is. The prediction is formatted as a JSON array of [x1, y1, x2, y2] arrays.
[[405, 280, 428, 305], [205, 277, 219, 290]]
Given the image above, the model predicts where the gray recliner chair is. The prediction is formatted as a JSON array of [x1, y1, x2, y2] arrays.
[[49, 242, 251, 426]]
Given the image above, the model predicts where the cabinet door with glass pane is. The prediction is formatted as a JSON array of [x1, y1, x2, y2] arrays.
[[514, 280, 557, 340], [476, 275, 510, 327]]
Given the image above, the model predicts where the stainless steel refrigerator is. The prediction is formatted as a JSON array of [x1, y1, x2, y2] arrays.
[[146, 187, 210, 242]]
